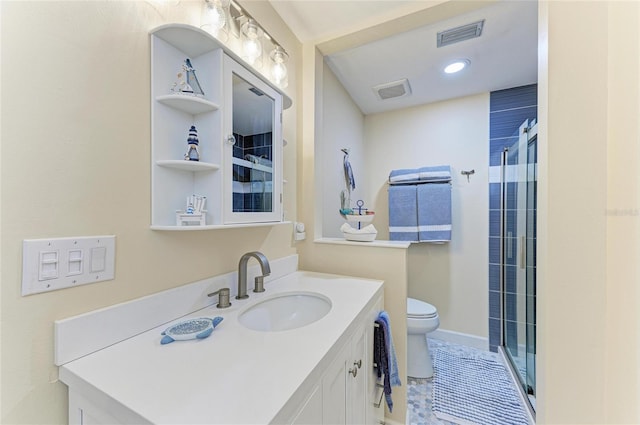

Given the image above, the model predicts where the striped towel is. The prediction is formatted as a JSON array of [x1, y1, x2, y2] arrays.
[[388, 185, 418, 242], [417, 183, 451, 242], [389, 165, 451, 185]]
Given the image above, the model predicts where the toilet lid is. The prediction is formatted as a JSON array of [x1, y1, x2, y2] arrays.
[[407, 298, 438, 318]]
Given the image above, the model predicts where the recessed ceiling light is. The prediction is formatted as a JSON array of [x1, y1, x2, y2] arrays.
[[444, 59, 470, 74]]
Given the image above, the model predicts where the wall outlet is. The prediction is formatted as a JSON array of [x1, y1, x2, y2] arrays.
[[22, 236, 116, 296]]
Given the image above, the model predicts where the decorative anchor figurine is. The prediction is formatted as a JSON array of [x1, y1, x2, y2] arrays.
[[184, 125, 200, 161], [171, 58, 204, 96]]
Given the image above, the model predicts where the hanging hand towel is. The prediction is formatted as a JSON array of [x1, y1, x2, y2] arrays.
[[376, 311, 401, 412], [378, 311, 401, 388], [388, 185, 418, 242], [374, 319, 391, 411], [417, 183, 452, 242]]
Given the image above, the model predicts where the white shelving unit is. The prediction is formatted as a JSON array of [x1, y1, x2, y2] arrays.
[[156, 160, 220, 172], [156, 94, 220, 115], [150, 24, 291, 230]]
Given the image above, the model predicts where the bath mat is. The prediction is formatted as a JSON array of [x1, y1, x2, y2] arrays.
[[432, 348, 529, 425]]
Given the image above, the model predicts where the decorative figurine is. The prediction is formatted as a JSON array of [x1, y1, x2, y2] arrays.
[[171, 58, 204, 96], [184, 125, 200, 161]]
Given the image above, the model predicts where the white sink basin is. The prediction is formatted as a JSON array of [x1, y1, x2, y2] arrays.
[[238, 292, 332, 332]]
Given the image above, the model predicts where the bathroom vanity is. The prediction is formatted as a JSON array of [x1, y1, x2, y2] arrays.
[[56, 257, 385, 424]]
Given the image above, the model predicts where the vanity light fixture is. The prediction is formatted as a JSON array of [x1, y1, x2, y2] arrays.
[[270, 45, 289, 88], [208, 0, 290, 86], [444, 59, 470, 74], [241, 19, 263, 68]]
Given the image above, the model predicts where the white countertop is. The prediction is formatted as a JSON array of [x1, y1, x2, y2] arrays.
[[59, 270, 383, 424]]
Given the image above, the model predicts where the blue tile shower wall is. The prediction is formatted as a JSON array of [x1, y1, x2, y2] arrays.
[[488, 84, 537, 353]]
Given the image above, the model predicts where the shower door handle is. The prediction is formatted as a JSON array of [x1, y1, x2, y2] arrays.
[[520, 236, 526, 269]]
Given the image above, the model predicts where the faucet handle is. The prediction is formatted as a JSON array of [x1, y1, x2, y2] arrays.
[[208, 287, 232, 309], [254, 276, 265, 293]]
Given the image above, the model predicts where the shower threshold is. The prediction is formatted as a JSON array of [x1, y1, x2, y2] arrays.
[[499, 347, 536, 424]]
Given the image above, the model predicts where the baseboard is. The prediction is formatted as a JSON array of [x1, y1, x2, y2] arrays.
[[428, 328, 488, 351], [383, 418, 405, 425]]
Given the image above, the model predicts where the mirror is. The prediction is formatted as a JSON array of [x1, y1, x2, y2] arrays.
[[231, 73, 275, 213]]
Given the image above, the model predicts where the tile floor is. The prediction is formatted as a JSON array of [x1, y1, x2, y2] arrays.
[[406, 338, 512, 425]]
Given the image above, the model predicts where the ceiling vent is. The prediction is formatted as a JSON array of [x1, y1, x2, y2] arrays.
[[372, 79, 412, 101], [437, 19, 485, 48]]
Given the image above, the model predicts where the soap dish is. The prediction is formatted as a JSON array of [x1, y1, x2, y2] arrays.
[[161, 317, 223, 345]]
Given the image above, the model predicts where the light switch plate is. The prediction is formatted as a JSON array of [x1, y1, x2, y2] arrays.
[[22, 236, 116, 296]]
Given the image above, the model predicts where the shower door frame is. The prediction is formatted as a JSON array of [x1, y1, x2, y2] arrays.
[[499, 119, 537, 418]]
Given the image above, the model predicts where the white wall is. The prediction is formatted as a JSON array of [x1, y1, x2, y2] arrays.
[[299, 45, 408, 425], [0, 2, 301, 423], [537, 1, 640, 422], [364, 93, 489, 338], [321, 62, 366, 237]]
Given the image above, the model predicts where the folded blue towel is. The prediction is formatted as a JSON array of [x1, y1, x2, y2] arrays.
[[418, 165, 451, 183], [389, 165, 451, 184], [388, 185, 418, 242], [389, 168, 421, 184], [417, 183, 452, 242]]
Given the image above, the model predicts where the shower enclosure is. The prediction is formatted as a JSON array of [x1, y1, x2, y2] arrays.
[[500, 119, 537, 413]]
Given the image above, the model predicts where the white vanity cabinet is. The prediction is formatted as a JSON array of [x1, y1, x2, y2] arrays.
[[57, 269, 385, 425], [150, 24, 290, 230], [288, 298, 384, 425]]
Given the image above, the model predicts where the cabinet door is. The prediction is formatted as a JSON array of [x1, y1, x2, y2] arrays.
[[347, 324, 367, 424], [292, 384, 323, 425], [222, 55, 283, 224], [322, 344, 348, 424]]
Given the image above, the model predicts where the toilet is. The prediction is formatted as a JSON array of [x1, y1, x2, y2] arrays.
[[407, 297, 440, 378]]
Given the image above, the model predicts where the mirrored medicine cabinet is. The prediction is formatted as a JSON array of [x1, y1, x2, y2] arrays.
[[149, 24, 291, 230], [223, 56, 282, 224]]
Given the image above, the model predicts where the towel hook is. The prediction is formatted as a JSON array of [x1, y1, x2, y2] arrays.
[[461, 169, 475, 182]]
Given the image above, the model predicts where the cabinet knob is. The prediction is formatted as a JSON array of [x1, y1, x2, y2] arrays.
[[226, 135, 236, 146], [355, 359, 362, 369], [348, 366, 358, 378]]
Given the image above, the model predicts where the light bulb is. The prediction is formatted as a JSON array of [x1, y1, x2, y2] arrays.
[[202, 0, 226, 36], [270, 46, 289, 87], [444, 59, 470, 74], [243, 39, 261, 64], [241, 20, 262, 67], [272, 62, 287, 82]]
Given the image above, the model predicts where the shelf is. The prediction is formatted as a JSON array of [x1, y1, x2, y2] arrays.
[[156, 160, 220, 172], [232, 157, 273, 173], [151, 24, 292, 110], [151, 221, 291, 231], [156, 94, 220, 115]]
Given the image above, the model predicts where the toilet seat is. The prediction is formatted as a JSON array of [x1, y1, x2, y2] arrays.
[[407, 297, 438, 319]]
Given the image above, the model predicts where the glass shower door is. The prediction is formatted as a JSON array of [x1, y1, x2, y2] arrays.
[[501, 119, 537, 411]]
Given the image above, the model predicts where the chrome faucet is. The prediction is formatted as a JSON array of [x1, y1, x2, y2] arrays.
[[236, 251, 271, 300]]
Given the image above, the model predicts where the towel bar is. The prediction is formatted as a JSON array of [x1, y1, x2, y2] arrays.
[[373, 382, 385, 408]]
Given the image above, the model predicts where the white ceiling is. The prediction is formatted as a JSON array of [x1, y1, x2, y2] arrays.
[[269, 0, 538, 115]]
